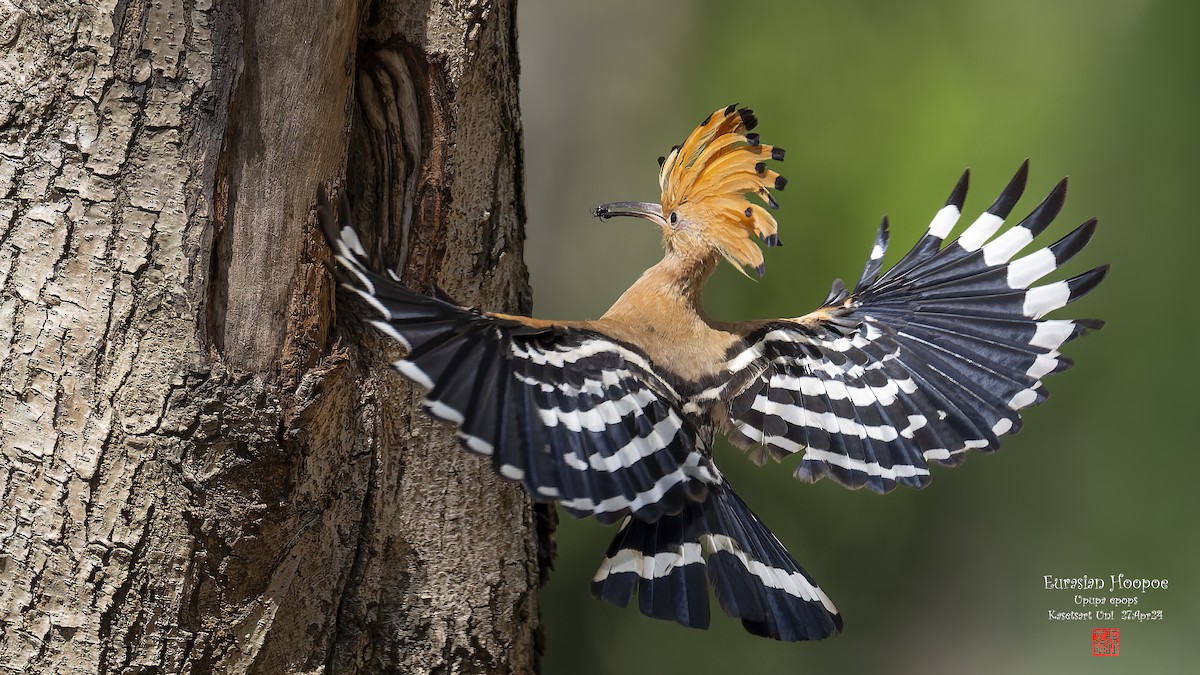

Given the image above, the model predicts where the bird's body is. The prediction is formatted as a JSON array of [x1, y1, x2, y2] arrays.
[[320, 105, 1106, 641], [540, 252, 733, 382]]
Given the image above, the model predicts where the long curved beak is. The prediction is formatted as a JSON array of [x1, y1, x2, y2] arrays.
[[592, 201, 668, 227]]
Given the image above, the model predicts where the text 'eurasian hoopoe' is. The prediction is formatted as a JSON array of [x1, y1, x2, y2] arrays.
[[319, 105, 1106, 641]]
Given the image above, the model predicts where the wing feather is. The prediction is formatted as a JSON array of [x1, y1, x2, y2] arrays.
[[319, 190, 718, 522], [719, 165, 1105, 492]]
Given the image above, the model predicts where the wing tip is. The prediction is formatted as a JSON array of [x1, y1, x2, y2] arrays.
[[988, 159, 1032, 218], [946, 168, 970, 209], [1066, 264, 1109, 303]]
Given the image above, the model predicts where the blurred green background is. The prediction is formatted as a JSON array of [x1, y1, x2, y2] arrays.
[[517, 1, 1197, 672]]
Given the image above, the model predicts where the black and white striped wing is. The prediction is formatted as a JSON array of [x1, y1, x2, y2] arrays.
[[719, 163, 1106, 492], [321, 197, 718, 524]]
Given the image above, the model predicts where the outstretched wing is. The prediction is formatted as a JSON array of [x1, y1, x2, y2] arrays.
[[319, 191, 719, 523], [716, 163, 1107, 493]]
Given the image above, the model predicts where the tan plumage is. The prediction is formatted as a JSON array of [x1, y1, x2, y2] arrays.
[[496, 250, 737, 384]]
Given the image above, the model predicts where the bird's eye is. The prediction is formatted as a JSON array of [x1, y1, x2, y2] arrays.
[[669, 212, 678, 224]]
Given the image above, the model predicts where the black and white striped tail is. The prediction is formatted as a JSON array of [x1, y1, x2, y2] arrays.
[[724, 162, 1107, 493], [591, 485, 842, 641]]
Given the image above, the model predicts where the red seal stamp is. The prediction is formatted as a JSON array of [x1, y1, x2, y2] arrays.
[[1092, 627, 1120, 656]]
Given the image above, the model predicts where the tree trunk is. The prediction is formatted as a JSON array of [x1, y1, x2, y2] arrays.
[[0, 1, 548, 673]]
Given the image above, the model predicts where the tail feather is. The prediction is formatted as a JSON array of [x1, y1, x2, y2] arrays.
[[592, 486, 842, 641]]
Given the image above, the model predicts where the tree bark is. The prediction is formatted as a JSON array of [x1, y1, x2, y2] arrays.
[[0, 1, 547, 673]]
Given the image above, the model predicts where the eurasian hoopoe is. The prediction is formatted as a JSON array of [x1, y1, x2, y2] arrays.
[[320, 105, 1106, 641]]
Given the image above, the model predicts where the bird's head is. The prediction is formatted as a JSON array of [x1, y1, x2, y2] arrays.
[[593, 105, 786, 278]]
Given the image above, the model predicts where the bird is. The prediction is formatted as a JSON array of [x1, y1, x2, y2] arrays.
[[318, 104, 1106, 641]]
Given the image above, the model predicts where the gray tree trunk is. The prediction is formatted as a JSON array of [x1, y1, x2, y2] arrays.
[[0, 1, 548, 673]]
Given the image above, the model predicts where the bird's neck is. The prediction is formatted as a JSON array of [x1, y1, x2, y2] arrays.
[[602, 250, 719, 324]]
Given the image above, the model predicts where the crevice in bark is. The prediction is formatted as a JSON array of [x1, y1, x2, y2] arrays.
[[206, 118, 235, 358], [97, 503, 156, 673], [352, 40, 457, 291], [326, 373, 382, 672]]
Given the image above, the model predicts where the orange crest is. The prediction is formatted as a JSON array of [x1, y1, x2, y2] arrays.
[[659, 105, 786, 276]]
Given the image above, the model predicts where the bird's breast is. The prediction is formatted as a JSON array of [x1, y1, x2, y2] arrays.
[[590, 313, 739, 389]]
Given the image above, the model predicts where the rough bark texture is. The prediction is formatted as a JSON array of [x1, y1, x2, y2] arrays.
[[0, 0, 546, 673]]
